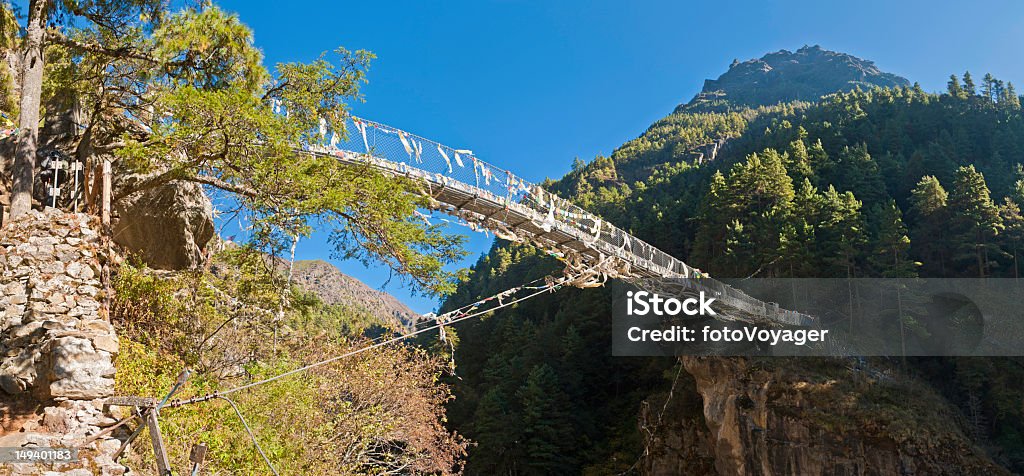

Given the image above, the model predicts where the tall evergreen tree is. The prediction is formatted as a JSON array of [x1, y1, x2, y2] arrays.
[[999, 198, 1024, 279], [963, 71, 977, 96], [517, 364, 578, 475], [909, 175, 950, 276], [947, 74, 965, 99], [817, 185, 866, 278], [948, 165, 1004, 277], [870, 199, 917, 277], [779, 178, 821, 276], [785, 138, 814, 182], [692, 171, 729, 269], [1003, 82, 1021, 108], [983, 73, 996, 102], [723, 149, 795, 277]]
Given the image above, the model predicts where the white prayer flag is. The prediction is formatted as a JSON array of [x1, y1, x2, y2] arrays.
[[438, 145, 452, 173], [399, 132, 413, 157], [355, 120, 369, 151]]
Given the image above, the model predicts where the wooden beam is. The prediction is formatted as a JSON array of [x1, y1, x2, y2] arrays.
[[147, 410, 171, 476]]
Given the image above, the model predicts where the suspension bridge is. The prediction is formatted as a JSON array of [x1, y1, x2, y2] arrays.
[[307, 117, 815, 327]]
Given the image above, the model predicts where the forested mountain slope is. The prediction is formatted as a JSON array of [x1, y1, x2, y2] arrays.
[[441, 50, 1024, 474]]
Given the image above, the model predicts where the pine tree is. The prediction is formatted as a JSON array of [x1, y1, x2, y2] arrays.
[[516, 364, 577, 475], [983, 73, 996, 102], [999, 198, 1024, 278], [909, 175, 950, 276], [947, 74, 965, 99], [994, 79, 1006, 103], [963, 71, 977, 96], [692, 171, 729, 270], [1003, 82, 1021, 108], [779, 179, 820, 276], [724, 149, 795, 277], [831, 144, 888, 207], [472, 387, 522, 473], [785, 138, 814, 182], [817, 185, 866, 278], [948, 165, 1004, 277], [870, 199, 917, 277], [8, 0, 167, 219]]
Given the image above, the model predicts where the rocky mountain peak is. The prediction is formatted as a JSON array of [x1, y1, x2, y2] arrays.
[[680, 45, 910, 112]]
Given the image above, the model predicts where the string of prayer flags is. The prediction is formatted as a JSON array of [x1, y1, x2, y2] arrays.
[[330, 131, 339, 148], [454, 152, 464, 168]]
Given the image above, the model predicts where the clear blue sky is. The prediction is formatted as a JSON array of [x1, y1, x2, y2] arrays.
[[214, 0, 1024, 313]]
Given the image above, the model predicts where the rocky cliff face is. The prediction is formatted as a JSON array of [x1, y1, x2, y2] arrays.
[[680, 45, 910, 113], [0, 209, 126, 475], [640, 358, 1007, 476]]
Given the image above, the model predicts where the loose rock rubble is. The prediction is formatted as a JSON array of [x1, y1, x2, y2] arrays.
[[0, 209, 126, 476]]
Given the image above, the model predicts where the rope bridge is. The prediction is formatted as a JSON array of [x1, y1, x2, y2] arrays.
[[306, 117, 814, 327]]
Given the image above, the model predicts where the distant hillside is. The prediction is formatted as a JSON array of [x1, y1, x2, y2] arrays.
[[681, 45, 909, 112], [287, 259, 419, 328]]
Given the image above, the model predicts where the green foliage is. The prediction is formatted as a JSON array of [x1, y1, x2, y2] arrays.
[[45, 3, 463, 296], [112, 256, 467, 474]]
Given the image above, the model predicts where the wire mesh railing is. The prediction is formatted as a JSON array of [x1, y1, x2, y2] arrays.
[[307, 117, 704, 277]]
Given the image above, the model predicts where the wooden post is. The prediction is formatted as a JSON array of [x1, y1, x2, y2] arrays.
[[101, 157, 112, 232], [147, 409, 171, 476], [190, 443, 208, 476], [101, 156, 112, 322]]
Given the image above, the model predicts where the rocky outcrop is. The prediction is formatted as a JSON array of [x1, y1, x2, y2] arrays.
[[679, 45, 910, 113], [112, 178, 215, 270], [0, 209, 126, 476], [638, 358, 1007, 472], [640, 357, 1008, 476]]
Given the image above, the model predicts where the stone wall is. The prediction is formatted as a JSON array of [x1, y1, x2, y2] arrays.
[[0, 209, 125, 476]]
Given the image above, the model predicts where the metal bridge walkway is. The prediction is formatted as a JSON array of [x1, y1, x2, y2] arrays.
[[306, 117, 814, 327]]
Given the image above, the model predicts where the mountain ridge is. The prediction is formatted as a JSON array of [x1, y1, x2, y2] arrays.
[[286, 259, 419, 328]]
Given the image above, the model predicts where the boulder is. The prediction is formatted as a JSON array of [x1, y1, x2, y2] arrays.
[[112, 179, 214, 270]]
